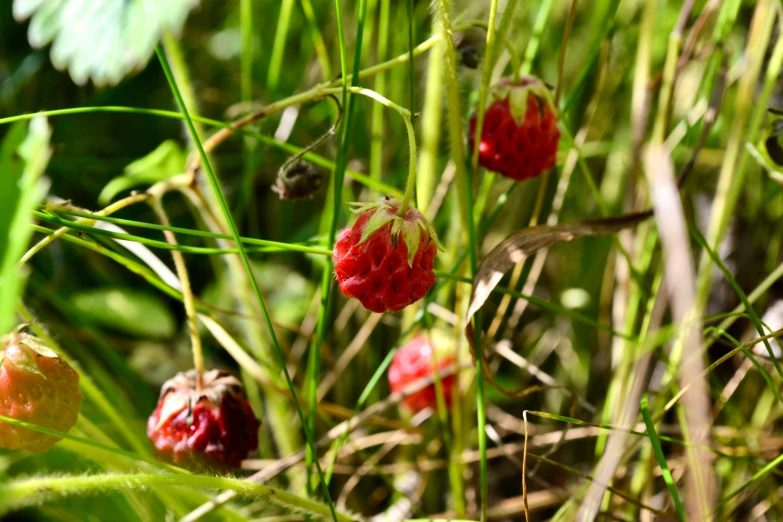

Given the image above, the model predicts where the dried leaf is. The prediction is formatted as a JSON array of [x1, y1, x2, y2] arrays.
[[465, 211, 651, 397], [18, 336, 58, 358], [5, 344, 44, 377]]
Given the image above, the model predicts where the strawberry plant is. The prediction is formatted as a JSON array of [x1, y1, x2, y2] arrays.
[[2, 0, 783, 521]]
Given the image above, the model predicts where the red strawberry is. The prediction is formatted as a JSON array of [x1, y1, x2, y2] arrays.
[[0, 331, 82, 453], [334, 197, 441, 313], [147, 369, 260, 472], [468, 76, 560, 181], [388, 333, 456, 413]]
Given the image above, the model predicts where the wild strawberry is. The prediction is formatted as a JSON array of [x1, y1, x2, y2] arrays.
[[468, 76, 560, 181], [388, 333, 457, 413], [333, 197, 442, 313], [0, 331, 82, 453], [147, 369, 260, 472]]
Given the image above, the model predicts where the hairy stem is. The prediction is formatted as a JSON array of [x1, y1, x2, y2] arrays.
[[398, 115, 418, 215], [1, 474, 356, 522]]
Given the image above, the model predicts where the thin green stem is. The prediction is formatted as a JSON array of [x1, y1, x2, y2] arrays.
[[310, 0, 365, 495], [20, 193, 149, 265], [406, 0, 415, 114], [521, 0, 555, 76], [150, 197, 204, 388], [0, 106, 398, 196], [640, 395, 686, 519], [31, 211, 332, 257], [267, 0, 295, 92], [398, 115, 418, 215], [468, 2, 502, 519], [155, 46, 338, 522], [51, 209, 331, 253]]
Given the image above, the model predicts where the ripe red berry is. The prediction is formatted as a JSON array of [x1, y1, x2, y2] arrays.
[[334, 197, 441, 313], [0, 331, 82, 453], [388, 334, 456, 413], [468, 76, 560, 181], [147, 369, 260, 472]]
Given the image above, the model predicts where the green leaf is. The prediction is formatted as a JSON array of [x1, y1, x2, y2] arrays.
[[72, 288, 176, 339], [0, 116, 52, 337], [98, 140, 187, 204], [12, 0, 199, 86]]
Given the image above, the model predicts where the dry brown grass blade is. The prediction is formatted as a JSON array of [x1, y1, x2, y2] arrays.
[[645, 145, 716, 520], [465, 211, 651, 397]]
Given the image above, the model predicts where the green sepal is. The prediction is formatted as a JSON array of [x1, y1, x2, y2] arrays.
[[417, 219, 444, 252], [347, 201, 384, 214], [5, 343, 44, 378], [18, 335, 59, 358], [390, 218, 403, 249], [507, 86, 531, 124], [346, 196, 444, 268], [357, 207, 396, 245], [401, 220, 421, 266], [489, 77, 557, 126]]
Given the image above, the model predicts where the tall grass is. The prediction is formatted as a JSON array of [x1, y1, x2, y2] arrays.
[[2, 0, 783, 521]]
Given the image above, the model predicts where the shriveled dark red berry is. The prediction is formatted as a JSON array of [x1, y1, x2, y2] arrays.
[[147, 369, 260, 472]]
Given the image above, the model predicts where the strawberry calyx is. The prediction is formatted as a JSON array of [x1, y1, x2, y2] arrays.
[[347, 196, 443, 267], [0, 331, 60, 378], [486, 76, 556, 126], [153, 369, 246, 431]]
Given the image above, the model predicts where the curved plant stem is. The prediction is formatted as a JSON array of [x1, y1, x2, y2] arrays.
[[398, 115, 418, 215], [20, 193, 149, 266], [35, 210, 333, 256], [0, 106, 397, 196], [150, 196, 204, 389]]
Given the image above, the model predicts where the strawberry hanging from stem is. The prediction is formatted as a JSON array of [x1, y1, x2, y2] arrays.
[[0, 329, 82, 453], [469, 76, 560, 181]]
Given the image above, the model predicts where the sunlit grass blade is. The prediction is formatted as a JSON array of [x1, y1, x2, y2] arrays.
[[311, 0, 368, 492], [154, 45, 339, 522], [640, 395, 686, 520]]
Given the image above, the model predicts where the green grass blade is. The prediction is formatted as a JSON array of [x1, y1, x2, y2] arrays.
[[312, 0, 368, 491], [640, 395, 686, 520], [0, 117, 51, 336], [691, 225, 783, 382], [154, 45, 339, 522], [267, 0, 295, 92]]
